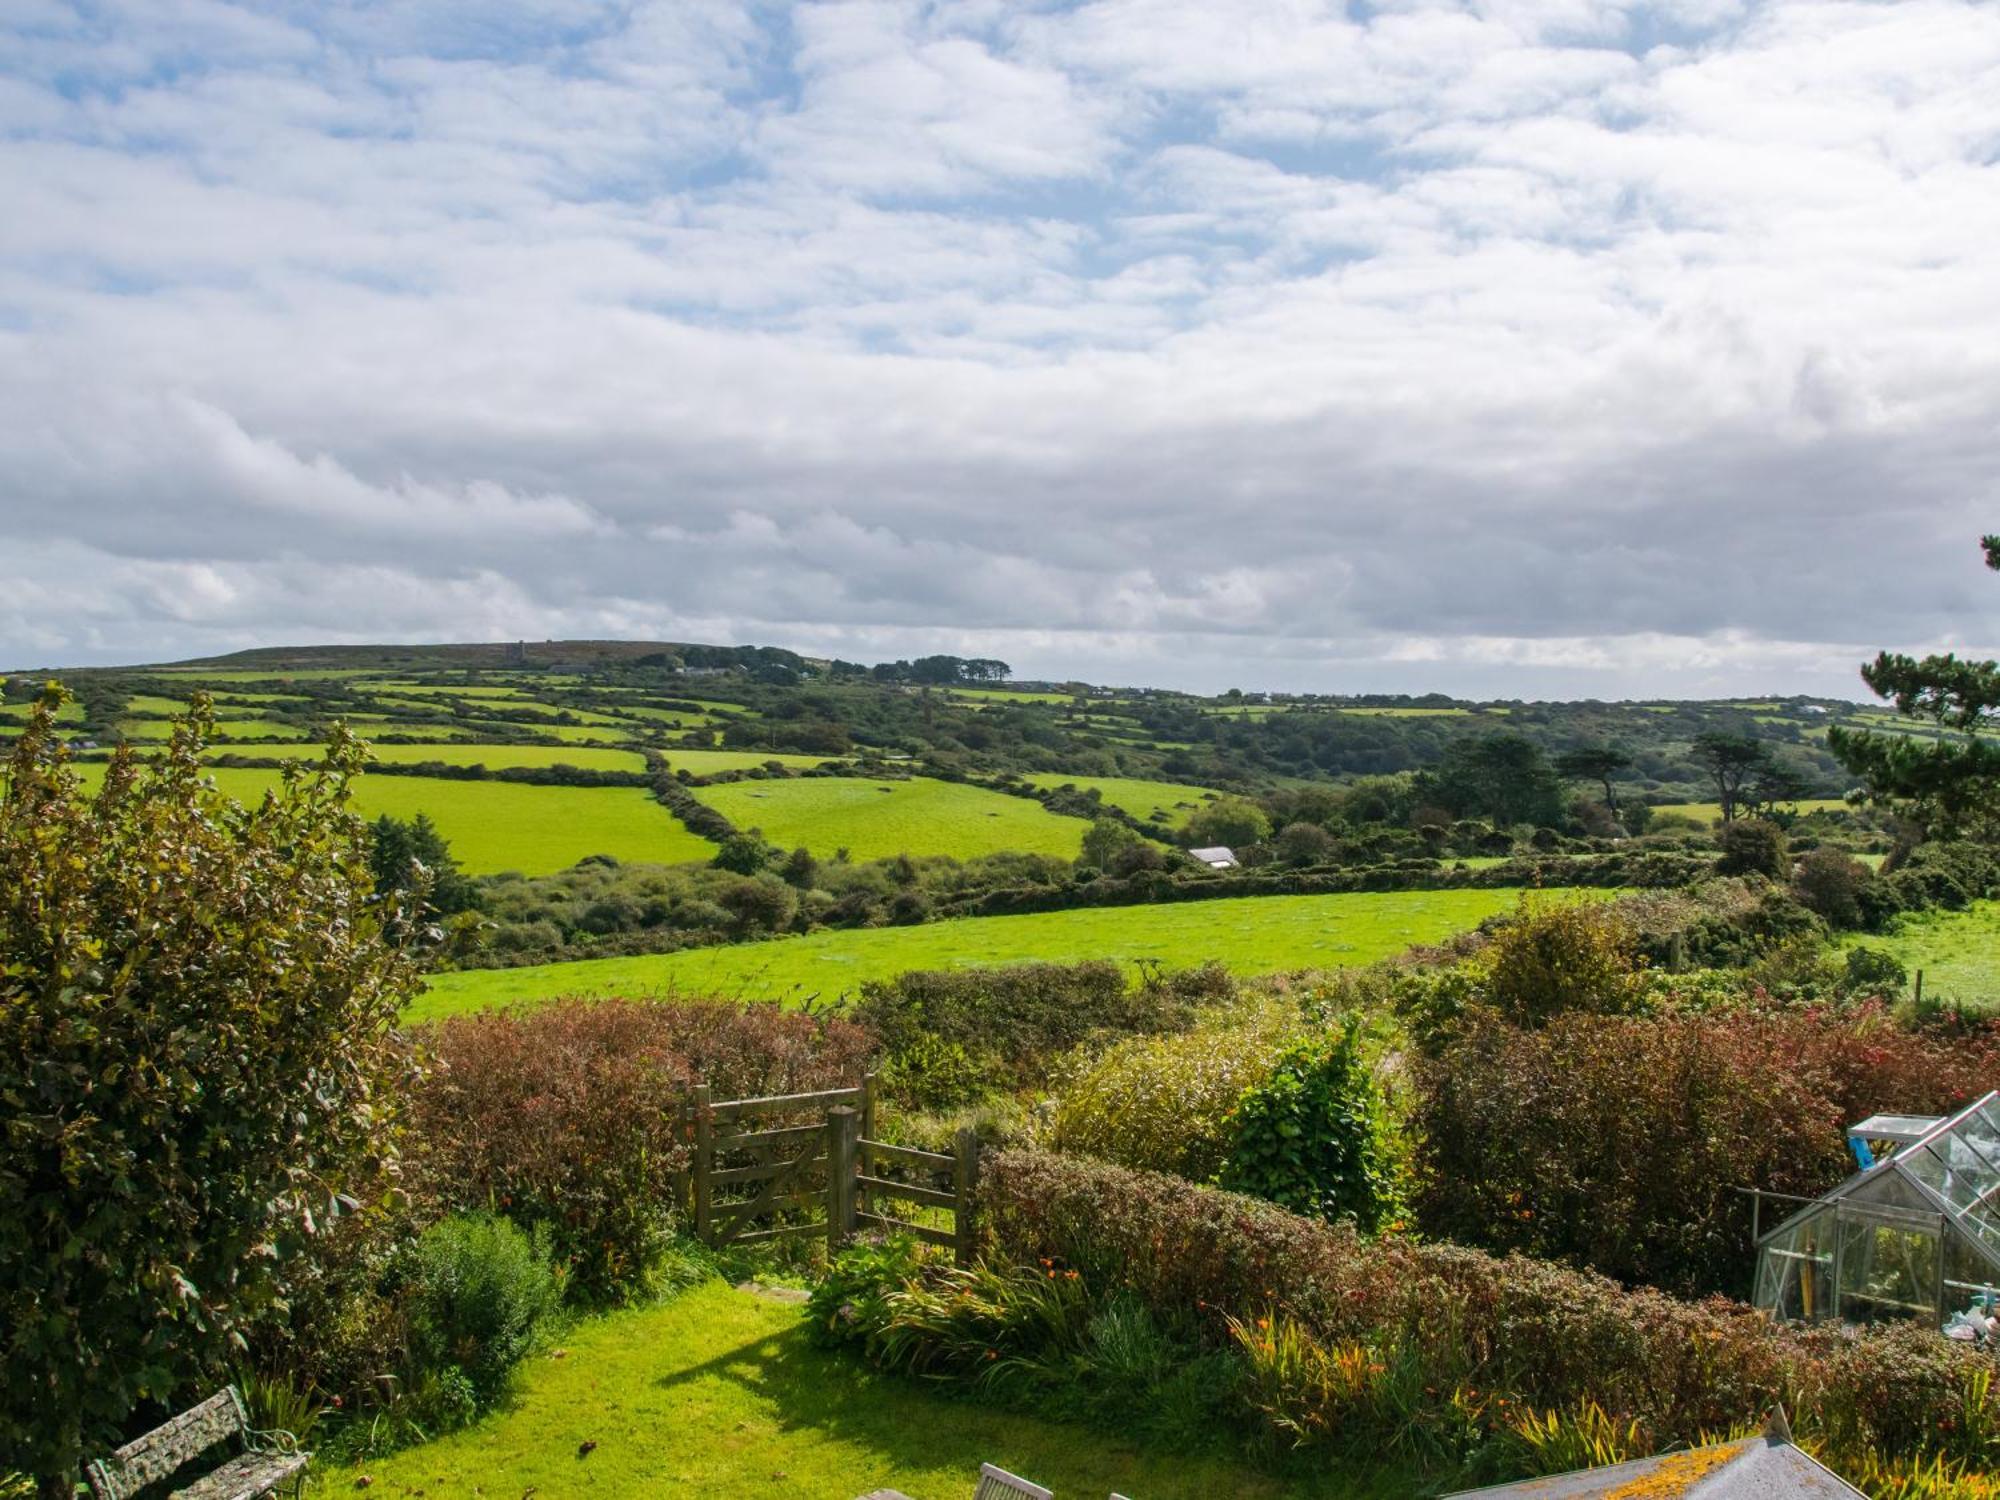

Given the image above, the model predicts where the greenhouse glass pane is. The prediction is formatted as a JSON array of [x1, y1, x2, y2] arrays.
[[1835, 1209, 1936, 1324], [1757, 1214, 1833, 1323]]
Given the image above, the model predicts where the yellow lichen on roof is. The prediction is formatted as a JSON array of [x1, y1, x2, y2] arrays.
[[1603, 1442, 1745, 1499]]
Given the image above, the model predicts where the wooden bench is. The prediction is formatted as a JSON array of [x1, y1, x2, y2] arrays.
[[85, 1387, 309, 1500]]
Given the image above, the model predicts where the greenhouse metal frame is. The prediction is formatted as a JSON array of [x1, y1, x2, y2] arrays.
[[1753, 1090, 2000, 1329]]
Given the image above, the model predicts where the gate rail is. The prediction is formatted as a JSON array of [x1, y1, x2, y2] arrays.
[[685, 1075, 979, 1263]]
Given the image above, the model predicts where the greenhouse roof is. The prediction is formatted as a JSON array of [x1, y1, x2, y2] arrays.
[[1847, 1112, 1945, 1146], [1766, 1090, 2000, 1277]]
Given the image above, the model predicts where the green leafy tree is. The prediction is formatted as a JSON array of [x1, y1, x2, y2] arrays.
[[1182, 797, 1271, 851], [0, 691, 419, 1495], [1428, 733, 1565, 828], [1689, 732, 1773, 823], [1219, 1027, 1399, 1232], [1715, 817, 1791, 880], [1829, 535, 2000, 836], [1079, 816, 1145, 871], [368, 811, 478, 915], [1554, 744, 1633, 813]]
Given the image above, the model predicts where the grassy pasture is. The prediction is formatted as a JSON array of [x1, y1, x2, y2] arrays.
[[117, 719, 309, 742], [950, 687, 1075, 704], [1843, 901, 2000, 1010], [0, 699, 83, 723], [1648, 798, 1852, 824], [156, 667, 381, 681], [692, 776, 1087, 862], [415, 886, 1546, 1019], [661, 749, 841, 775], [465, 721, 643, 744], [70, 764, 712, 876], [615, 705, 732, 726], [323, 1282, 1349, 1500], [200, 743, 650, 773], [1335, 706, 1471, 718], [1021, 772, 1219, 826], [122, 694, 197, 716]]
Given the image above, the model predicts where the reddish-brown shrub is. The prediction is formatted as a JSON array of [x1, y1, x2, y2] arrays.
[[410, 998, 875, 1296], [981, 1149, 1999, 1468], [1410, 1004, 2000, 1297]]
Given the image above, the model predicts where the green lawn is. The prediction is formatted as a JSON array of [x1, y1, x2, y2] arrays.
[[692, 777, 1087, 862], [415, 886, 1542, 1019], [1020, 773, 1219, 827], [322, 1281, 1368, 1499], [1844, 901, 2000, 1009], [201, 743, 649, 773], [71, 765, 712, 876]]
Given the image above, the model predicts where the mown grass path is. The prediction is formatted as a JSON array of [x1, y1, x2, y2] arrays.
[[414, 887, 1542, 1019], [324, 1282, 1385, 1498]]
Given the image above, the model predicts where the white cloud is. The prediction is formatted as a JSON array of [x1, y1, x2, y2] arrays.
[[2, 0, 1998, 695]]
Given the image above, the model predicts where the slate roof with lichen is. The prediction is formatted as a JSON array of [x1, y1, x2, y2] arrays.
[[1443, 1416, 1865, 1500]]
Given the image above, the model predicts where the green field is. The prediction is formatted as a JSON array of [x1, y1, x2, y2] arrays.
[[1335, 706, 1471, 717], [0, 699, 84, 723], [324, 1281, 1348, 1500], [200, 743, 649, 772], [951, 686, 1075, 704], [1650, 798, 1851, 824], [117, 718, 310, 742], [415, 886, 1543, 1019], [1022, 772, 1220, 826], [661, 748, 842, 775], [464, 720, 642, 744], [693, 776, 1088, 861], [1844, 901, 2000, 1009], [71, 764, 711, 876]]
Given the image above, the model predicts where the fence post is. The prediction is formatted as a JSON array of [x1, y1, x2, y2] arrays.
[[827, 1105, 860, 1254], [692, 1083, 712, 1246], [953, 1127, 980, 1267], [1915, 969, 1926, 1008]]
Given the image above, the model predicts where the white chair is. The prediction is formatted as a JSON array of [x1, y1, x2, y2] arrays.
[[974, 1463, 1054, 1500]]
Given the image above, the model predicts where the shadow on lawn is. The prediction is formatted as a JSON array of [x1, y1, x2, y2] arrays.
[[651, 1313, 1407, 1500]]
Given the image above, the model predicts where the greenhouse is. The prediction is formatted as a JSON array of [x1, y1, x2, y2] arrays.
[[1753, 1091, 2000, 1331]]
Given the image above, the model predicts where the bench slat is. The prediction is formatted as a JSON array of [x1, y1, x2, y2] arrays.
[[88, 1391, 246, 1499], [174, 1450, 308, 1500]]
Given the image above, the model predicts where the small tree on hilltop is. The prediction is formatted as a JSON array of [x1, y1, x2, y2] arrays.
[[1690, 732, 1773, 823], [1829, 534, 2000, 837], [0, 691, 419, 1495], [1555, 743, 1633, 815]]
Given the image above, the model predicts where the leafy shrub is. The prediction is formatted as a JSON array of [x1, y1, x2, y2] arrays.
[[1794, 846, 1873, 928], [981, 1148, 2000, 1476], [1218, 1028, 1398, 1232], [411, 998, 874, 1298], [1409, 1005, 2000, 1297], [1481, 897, 1646, 1027], [1717, 817, 1791, 878], [1047, 1002, 1297, 1181], [853, 961, 1200, 1085], [1846, 945, 1910, 994], [881, 1034, 984, 1112], [402, 1213, 561, 1404], [0, 699, 419, 1490]]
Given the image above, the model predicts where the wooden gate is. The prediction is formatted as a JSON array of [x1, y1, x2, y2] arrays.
[[685, 1075, 979, 1263]]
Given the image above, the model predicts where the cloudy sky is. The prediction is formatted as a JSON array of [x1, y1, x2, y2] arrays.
[[2, 0, 1997, 697]]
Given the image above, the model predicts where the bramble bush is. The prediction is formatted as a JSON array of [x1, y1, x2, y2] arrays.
[[410, 998, 874, 1298], [1408, 1004, 2000, 1298]]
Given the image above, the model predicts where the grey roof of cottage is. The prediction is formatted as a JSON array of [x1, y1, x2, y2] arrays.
[[1187, 845, 1236, 863], [1444, 1419, 1864, 1499]]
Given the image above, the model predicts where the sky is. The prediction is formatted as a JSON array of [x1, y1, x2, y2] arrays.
[[2, 0, 1997, 699]]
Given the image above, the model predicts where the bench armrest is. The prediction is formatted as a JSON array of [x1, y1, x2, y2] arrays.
[[245, 1427, 302, 1457]]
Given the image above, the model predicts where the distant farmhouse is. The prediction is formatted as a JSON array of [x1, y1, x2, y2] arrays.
[[1188, 845, 1239, 870]]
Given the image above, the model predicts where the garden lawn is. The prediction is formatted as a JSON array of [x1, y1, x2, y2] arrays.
[[201, 743, 649, 772], [692, 776, 1087, 861], [321, 1281, 1369, 1500], [1020, 773, 1220, 827], [1843, 901, 2000, 1010], [71, 764, 712, 876], [414, 886, 1546, 1019]]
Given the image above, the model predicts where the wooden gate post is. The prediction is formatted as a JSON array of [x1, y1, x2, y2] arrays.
[[827, 1105, 860, 1254], [692, 1083, 712, 1244], [953, 1126, 980, 1267]]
